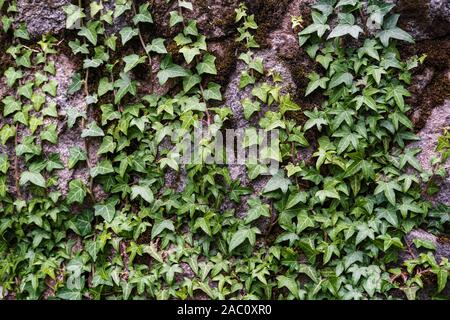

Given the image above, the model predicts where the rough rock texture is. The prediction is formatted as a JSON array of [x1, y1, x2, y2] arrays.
[[16, 0, 69, 38], [401, 229, 450, 263], [396, 0, 450, 40], [410, 101, 450, 205]]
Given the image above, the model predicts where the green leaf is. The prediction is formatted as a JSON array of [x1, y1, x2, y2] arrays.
[[245, 198, 270, 224], [90, 160, 114, 178], [329, 72, 353, 89], [436, 269, 448, 293], [67, 179, 86, 204], [78, 22, 99, 46], [378, 27, 414, 47], [4, 67, 23, 87], [20, 171, 46, 188], [0, 154, 9, 174], [157, 64, 190, 85], [63, 4, 85, 29], [263, 170, 291, 194], [120, 27, 139, 45], [81, 122, 104, 138], [305, 72, 328, 96], [328, 24, 363, 39], [179, 46, 200, 64], [151, 219, 175, 238], [296, 212, 315, 233], [123, 54, 146, 73], [68, 146, 87, 169], [196, 54, 217, 75], [68, 73, 83, 95], [277, 275, 299, 298], [202, 82, 222, 101], [2, 96, 22, 116], [131, 185, 154, 204], [229, 228, 256, 252], [133, 3, 153, 25], [242, 98, 261, 120], [94, 200, 117, 223], [412, 238, 436, 251], [179, 0, 193, 11], [169, 11, 183, 27], [114, 72, 137, 104], [145, 38, 167, 54], [183, 74, 201, 92], [97, 136, 116, 155], [143, 243, 164, 263]]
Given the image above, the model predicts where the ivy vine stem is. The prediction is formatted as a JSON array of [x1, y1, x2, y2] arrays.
[[132, 0, 154, 94]]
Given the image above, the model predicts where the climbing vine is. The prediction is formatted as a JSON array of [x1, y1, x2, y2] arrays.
[[0, 0, 448, 300]]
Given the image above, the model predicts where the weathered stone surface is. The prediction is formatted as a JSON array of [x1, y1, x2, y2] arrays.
[[401, 229, 450, 263], [396, 0, 450, 40], [16, 0, 69, 38], [410, 101, 450, 205]]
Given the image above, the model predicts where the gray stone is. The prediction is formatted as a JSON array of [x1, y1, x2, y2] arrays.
[[401, 229, 450, 263], [16, 0, 69, 38], [409, 101, 450, 205]]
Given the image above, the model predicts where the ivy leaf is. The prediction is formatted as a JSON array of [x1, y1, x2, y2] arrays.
[[94, 200, 117, 223], [67, 180, 86, 204], [296, 212, 315, 233], [133, 3, 153, 25], [20, 171, 46, 188], [14, 23, 30, 40], [305, 72, 328, 96], [69, 39, 90, 55], [263, 170, 291, 194], [328, 24, 363, 39], [169, 11, 183, 27], [329, 72, 353, 89], [277, 275, 299, 298], [179, 46, 201, 64], [120, 27, 139, 46], [202, 83, 222, 101], [67, 73, 83, 95], [375, 181, 402, 206], [114, 72, 137, 104], [242, 98, 261, 120], [0, 154, 9, 174], [4, 67, 23, 87], [245, 198, 270, 224], [68, 146, 87, 169], [123, 54, 146, 73], [436, 269, 448, 293], [78, 22, 99, 46], [57, 289, 82, 300], [151, 219, 175, 238], [229, 228, 257, 252], [142, 243, 164, 263], [183, 74, 201, 92], [131, 185, 154, 204], [196, 54, 217, 75], [280, 94, 300, 115], [145, 38, 167, 54], [63, 4, 85, 29], [178, 0, 193, 11], [378, 27, 414, 47], [90, 160, 114, 178], [2, 96, 22, 116], [81, 122, 104, 138], [97, 77, 114, 97], [157, 64, 190, 85], [97, 136, 116, 155]]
